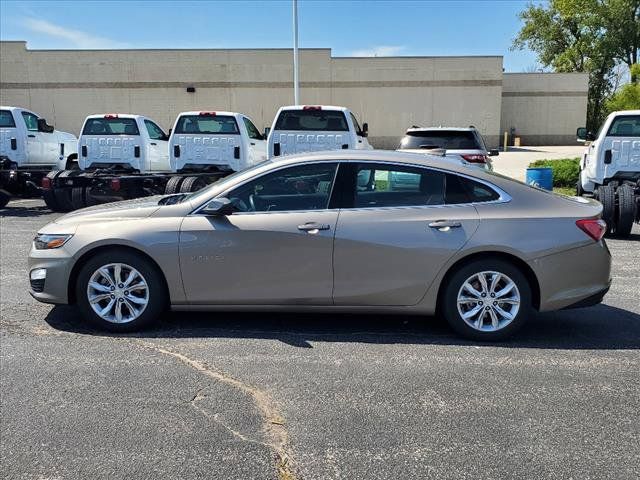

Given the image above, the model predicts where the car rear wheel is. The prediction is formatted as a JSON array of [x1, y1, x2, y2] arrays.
[[75, 250, 166, 332], [441, 258, 532, 341]]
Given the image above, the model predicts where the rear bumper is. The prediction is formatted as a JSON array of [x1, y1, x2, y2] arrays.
[[532, 241, 612, 312]]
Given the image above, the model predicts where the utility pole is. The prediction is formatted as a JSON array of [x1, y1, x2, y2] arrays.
[[293, 0, 300, 105]]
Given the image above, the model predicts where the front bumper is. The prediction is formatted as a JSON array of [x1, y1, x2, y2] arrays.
[[28, 248, 74, 304]]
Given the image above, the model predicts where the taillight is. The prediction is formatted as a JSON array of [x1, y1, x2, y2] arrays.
[[110, 178, 121, 192], [104, 114, 119, 118], [576, 218, 607, 241], [199, 111, 216, 116], [41, 177, 51, 189], [302, 106, 322, 110], [461, 154, 488, 164]]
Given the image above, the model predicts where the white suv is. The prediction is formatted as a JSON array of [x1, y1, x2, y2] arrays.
[[398, 126, 498, 170]]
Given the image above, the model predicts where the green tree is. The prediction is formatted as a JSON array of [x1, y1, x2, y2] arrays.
[[605, 64, 640, 112], [513, 0, 640, 130]]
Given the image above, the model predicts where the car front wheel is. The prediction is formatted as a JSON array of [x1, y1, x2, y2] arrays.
[[75, 250, 166, 332], [441, 258, 532, 341]]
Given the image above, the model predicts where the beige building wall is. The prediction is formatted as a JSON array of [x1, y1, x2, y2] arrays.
[[0, 41, 502, 148], [501, 73, 588, 145], [1, 41, 588, 149]]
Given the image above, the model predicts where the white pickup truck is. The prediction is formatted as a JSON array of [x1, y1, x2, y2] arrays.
[[267, 105, 372, 158], [169, 111, 267, 173], [577, 110, 640, 237], [0, 106, 78, 207]]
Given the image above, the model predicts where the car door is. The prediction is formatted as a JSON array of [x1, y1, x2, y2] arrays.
[[332, 162, 480, 306], [179, 162, 339, 304], [242, 116, 268, 165], [144, 119, 170, 171], [20, 111, 45, 164]]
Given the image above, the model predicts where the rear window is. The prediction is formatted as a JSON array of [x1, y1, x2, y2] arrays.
[[82, 117, 140, 135], [445, 174, 500, 204], [0, 110, 16, 128], [274, 109, 349, 131], [399, 130, 481, 150], [175, 115, 239, 134], [607, 115, 640, 137]]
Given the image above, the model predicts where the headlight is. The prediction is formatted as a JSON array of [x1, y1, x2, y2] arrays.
[[34, 234, 73, 250]]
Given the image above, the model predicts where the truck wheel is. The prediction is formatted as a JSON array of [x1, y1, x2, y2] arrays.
[[180, 176, 207, 193], [164, 176, 184, 195], [0, 189, 10, 208], [85, 187, 101, 207], [42, 171, 62, 211], [596, 185, 615, 234], [615, 185, 635, 238], [71, 187, 87, 210], [53, 188, 74, 212]]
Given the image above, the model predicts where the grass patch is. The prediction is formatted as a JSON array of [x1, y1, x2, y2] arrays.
[[528, 158, 580, 188], [553, 186, 576, 196]]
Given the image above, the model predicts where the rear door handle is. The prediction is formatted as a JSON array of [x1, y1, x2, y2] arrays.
[[150, 142, 157, 146], [298, 222, 331, 233], [428, 220, 462, 230], [28, 134, 36, 138]]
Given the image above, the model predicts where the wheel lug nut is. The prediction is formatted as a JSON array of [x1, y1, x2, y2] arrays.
[[118, 298, 124, 302], [479, 301, 483, 305], [110, 294, 115, 299], [110, 286, 115, 291], [490, 293, 495, 297], [124, 291, 129, 295], [118, 284, 124, 288], [485, 306, 490, 310], [493, 301, 497, 306], [481, 293, 486, 297]]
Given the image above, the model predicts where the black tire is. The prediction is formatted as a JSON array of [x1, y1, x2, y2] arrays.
[[179, 176, 207, 193], [440, 258, 533, 341], [75, 249, 167, 332], [85, 187, 101, 207], [596, 185, 615, 234], [164, 176, 184, 195], [70, 187, 86, 210], [0, 189, 10, 208], [615, 185, 635, 237], [53, 188, 74, 212]]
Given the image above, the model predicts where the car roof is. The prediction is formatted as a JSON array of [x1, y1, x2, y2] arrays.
[[277, 105, 349, 112], [608, 110, 640, 117], [270, 149, 486, 176], [177, 111, 240, 117], [406, 127, 477, 133]]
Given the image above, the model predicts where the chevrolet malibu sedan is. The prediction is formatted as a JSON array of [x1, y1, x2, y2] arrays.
[[29, 150, 611, 340]]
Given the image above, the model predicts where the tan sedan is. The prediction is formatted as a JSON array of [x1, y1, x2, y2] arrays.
[[29, 151, 611, 340]]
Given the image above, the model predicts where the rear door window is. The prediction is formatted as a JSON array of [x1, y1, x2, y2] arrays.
[[175, 115, 239, 134], [274, 109, 349, 131], [606, 115, 640, 137], [82, 117, 140, 135], [399, 130, 481, 150], [354, 164, 445, 208], [0, 110, 16, 128]]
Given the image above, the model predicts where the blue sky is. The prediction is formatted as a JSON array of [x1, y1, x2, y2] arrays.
[[0, 0, 540, 72]]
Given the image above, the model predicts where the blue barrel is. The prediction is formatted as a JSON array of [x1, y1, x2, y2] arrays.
[[525, 167, 553, 190]]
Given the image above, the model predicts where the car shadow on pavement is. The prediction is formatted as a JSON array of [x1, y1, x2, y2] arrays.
[[0, 204, 54, 217], [44, 303, 640, 350]]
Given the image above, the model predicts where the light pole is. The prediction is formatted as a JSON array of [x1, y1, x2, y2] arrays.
[[292, 0, 300, 105]]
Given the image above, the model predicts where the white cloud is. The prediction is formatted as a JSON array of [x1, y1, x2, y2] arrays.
[[23, 17, 130, 49], [349, 45, 405, 57]]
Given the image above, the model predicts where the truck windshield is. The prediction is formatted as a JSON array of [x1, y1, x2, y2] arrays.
[[175, 115, 239, 134], [82, 118, 140, 135], [0, 110, 16, 127], [399, 131, 480, 150], [274, 110, 349, 131]]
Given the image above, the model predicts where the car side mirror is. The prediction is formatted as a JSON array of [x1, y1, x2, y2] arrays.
[[202, 197, 235, 216], [37, 118, 54, 133], [361, 122, 369, 137], [488, 148, 499, 156]]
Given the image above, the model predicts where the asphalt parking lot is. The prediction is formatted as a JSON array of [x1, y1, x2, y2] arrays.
[[1, 198, 639, 480]]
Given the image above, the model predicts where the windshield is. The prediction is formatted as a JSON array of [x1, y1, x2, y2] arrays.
[[399, 130, 481, 150]]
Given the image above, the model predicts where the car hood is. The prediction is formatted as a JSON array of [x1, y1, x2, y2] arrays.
[[53, 196, 164, 225]]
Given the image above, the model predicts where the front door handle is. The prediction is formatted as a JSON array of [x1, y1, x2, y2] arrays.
[[150, 142, 157, 146], [428, 220, 462, 230], [298, 222, 331, 233], [28, 134, 36, 138]]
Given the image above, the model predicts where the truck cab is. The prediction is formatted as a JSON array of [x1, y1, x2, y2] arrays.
[[578, 110, 640, 193], [0, 106, 77, 170], [169, 111, 267, 173], [267, 105, 372, 158], [78, 114, 170, 172]]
